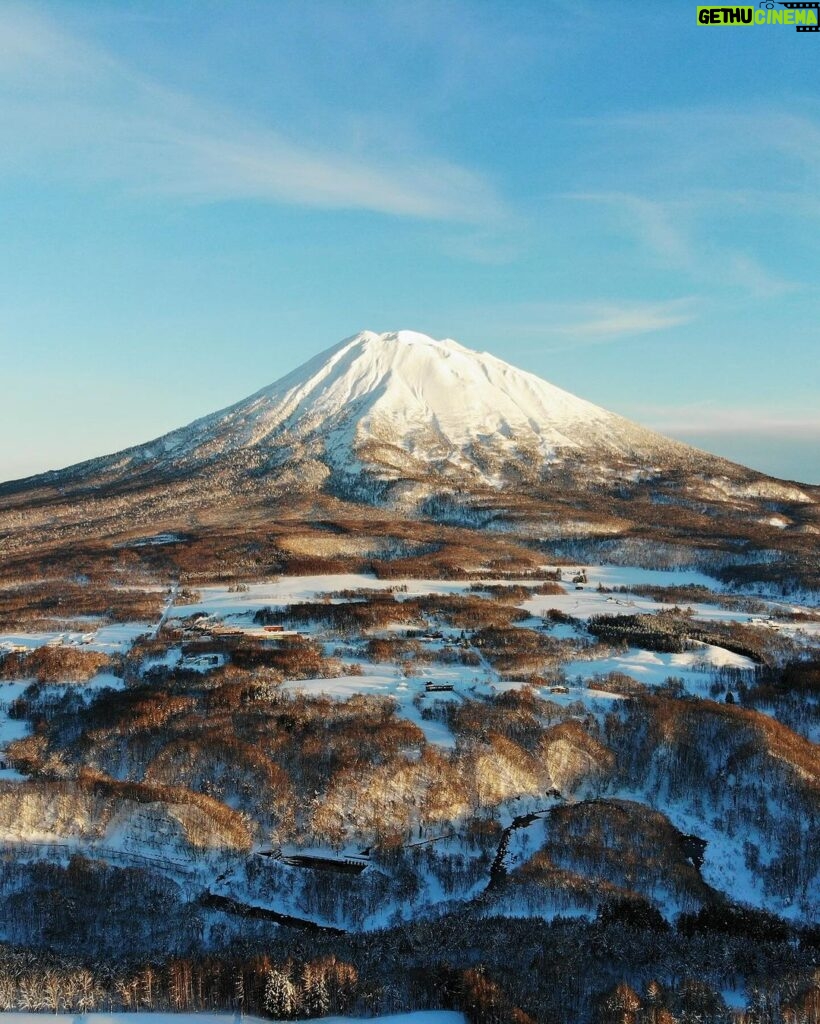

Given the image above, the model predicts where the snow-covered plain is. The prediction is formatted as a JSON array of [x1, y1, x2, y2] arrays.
[[175, 574, 481, 620]]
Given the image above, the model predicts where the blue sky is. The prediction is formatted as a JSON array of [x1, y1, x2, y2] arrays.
[[1, 0, 818, 483]]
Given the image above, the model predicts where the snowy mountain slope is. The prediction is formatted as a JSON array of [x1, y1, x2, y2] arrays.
[[13, 330, 694, 492], [2, 329, 817, 577]]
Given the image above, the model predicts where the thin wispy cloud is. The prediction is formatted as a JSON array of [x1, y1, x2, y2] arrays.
[[647, 408, 820, 484], [0, 6, 506, 223], [473, 298, 697, 351], [596, 106, 820, 185], [633, 402, 820, 435], [564, 191, 693, 266], [563, 102, 820, 297], [564, 191, 799, 298], [549, 299, 695, 344]]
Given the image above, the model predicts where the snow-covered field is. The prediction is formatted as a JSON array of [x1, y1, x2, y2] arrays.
[[4, 565, 812, 656], [561, 641, 756, 696], [173, 566, 728, 622], [176, 574, 482, 619], [0, 565, 808, 761], [282, 662, 473, 749], [0, 622, 147, 654], [171, 565, 816, 635]]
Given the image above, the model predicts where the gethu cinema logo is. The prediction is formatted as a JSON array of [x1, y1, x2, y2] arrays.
[[697, 3, 819, 29]]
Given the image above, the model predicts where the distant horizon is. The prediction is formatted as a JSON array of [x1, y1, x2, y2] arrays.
[[1, 2, 818, 486]]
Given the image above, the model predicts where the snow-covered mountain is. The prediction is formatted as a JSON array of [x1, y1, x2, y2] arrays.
[[25, 329, 695, 495], [179, 327, 673, 466], [1, 327, 818, 586]]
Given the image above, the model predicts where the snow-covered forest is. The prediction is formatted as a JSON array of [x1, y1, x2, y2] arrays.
[[0, 560, 816, 1023]]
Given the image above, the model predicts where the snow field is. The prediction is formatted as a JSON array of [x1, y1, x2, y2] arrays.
[[173, 564, 810, 634], [561, 642, 756, 697], [282, 661, 480, 750], [0, 622, 147, 655]]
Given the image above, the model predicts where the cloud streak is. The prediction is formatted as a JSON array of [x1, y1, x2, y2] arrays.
[[546, 299, 695, 345], [564, 190, 799, 298], [0, 6, 506, 223], [481, 298, 698, 350], [595, 106, 820, 188], [632, 402, 820, 435], [561, 102, 820, 298]]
